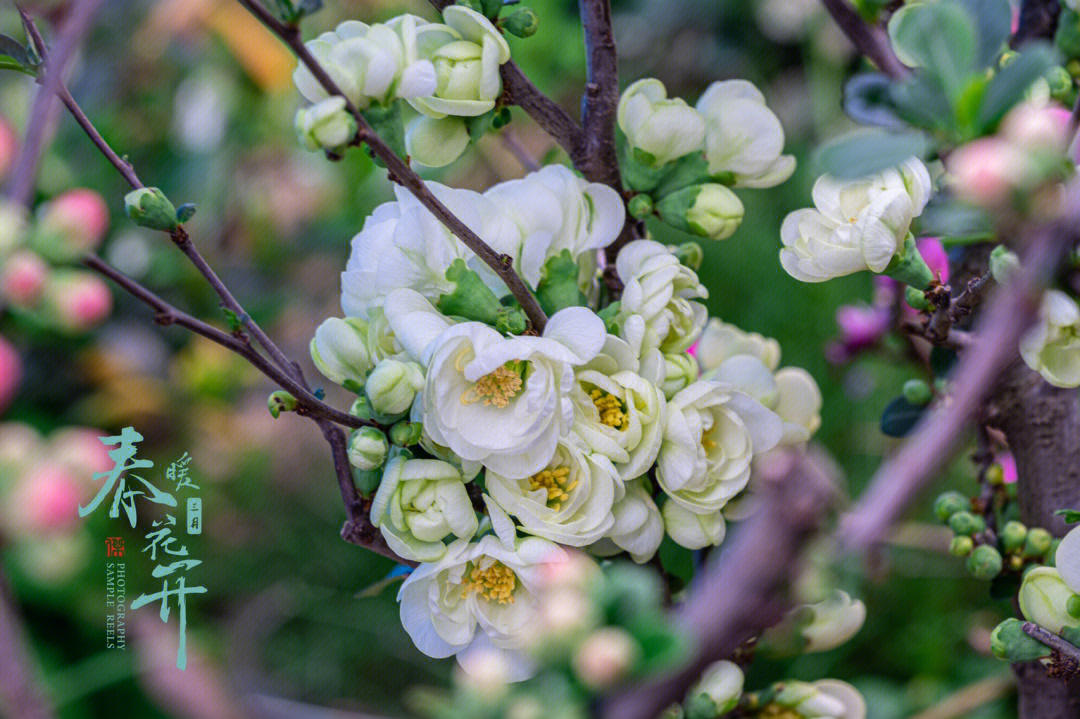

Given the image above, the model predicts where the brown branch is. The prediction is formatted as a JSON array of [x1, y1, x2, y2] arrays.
[[1011, 0, 1061, 48], [236, 0, 548, 333], [0, 571, 54, 719], [820, 0, 909, 80], [577, 0, 621, 189], [1023, 623, 1080, 665]]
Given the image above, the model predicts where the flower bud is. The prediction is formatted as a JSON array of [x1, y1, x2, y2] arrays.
[[348, 427, 389, 471], [617, 78, 706, 167], [627, 193, 654, 220], [1019, 566, 1080, 634], [0, 250, 48, 308], [990, 617, 1052, 662], [572, 628, 640, 689], [946, 137, 1031, 207], [989, 245, 1021, 284], [967, 544, 1003, 580], [1001, 521, 1028, 553], [902, 379, 932, 406], [949, 535, 974, 557], [1024, 527, 1053, 558], [365, 359, 424, 416], [0, 117, 14, 179], [690, 660, 743, 714], [267, 390, 298, 418], [657, 184, 744, 241], [502, 7, 539, 37], [673, 242, 704, 271], [661, 353, 699, 398], [389, 420, 423, 447], [295, 96, 357, 152], [800, 591, 866, 653], [310, 317, 373, 387], [949, 511, 985, 536], [38, 188, 110, 254], [44, 271, 113, 332], [933, 491, 969, 522], [662, 500, 725, 549], [123, 187, 179, 231]]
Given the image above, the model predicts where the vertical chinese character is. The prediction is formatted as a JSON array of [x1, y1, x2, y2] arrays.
[[79, 427, 176, 527]]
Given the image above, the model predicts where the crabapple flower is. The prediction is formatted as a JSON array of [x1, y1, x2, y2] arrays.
[[691, 660, 744, 714], [311, 317, 374, 387], [38, 188, 110, 254], [696, 80, 796, 188], [616, 240, 708, 354], [347, 427, 389, 471], [0, 250, 48, 308], [1018, 566, 1080, 635], [397, 533, 565, 680], [799, 590, 867, 653], [590, 479, 663, 563], [775, 680, 867, 719], [366, 359, 424, 416], [662, 499, 726, 549], [694, 318, 781, 374], [1019, 290, 1080, 388], [295, 96, 357, 152], [45, 271, 112, 332], [657, 381, 783, 514], [656, 184, 745, 241], [617, 78, 706, 167], [396, 297, 606, 478], [371, 456, 477, 562], [572, 627, 639, 689], [780, 158, 932, 283], [1056, 524, 1080, 594], [292, 17, 437, 108], [485, 440, 619, 546]]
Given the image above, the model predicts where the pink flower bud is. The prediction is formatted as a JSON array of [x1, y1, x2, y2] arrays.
[[0, 116, 15, 180], [947, 137, 1029, 207], [1001, 452, 1018, 484], [573, 628, 639, 689], [39, 188, 111, 253], [46, 271, 113, 332], [1001, 102, 1070, 153], [0, 335, 21, 413], [0, 250, 49, 307], [917, 237, 950, 283], [539, 550, 600, 590], [12, 462, 83, 533]]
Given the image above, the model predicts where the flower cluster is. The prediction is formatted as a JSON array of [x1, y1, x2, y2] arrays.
[[308, 162, 822, 676]]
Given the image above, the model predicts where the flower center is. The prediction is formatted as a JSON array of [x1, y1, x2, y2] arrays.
[[702, 426, 717, 452], [463, 561, 517, 604], [590, 388, 627, 430], [528, 466, 577, 511], [462, 363, 524, 408]]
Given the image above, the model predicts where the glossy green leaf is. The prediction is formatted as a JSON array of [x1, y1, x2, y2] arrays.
[[816, 129, 929, 179]]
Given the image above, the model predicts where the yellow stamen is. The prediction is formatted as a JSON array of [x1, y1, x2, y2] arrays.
[[702, 426, 717, 452], [529, 466, 572, 508], [590, 388, 627, 430], [463, 561, 517, 604], [461, 364, 523, 407]]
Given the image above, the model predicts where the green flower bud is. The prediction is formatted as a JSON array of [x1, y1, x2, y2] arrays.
[[990, 618, 1052, 662], [989, 245, 1021, 285], [1068, 594, 1080, 619], [349, 396, 377, 421], [295, 96, 357, 152], [390, 420, 424, 447], [267, 390, 297, 418], [348, 427, 389, 471], [673, 241, 704, 271], [1001, 521, 1028, 553], [502, 7, 539, 38], [905, 284, 932, 311], [628, 193, 654, 220], [657, 184, 744, 240], [934, 491, 970, 522], [1025, 527, 1053, 559], [661, 352, 699, 398], [985, 463, 1005, 486], [949, 535, 974, 557], [365, 359, 424, 417], [948, 511, 984, 536], [902, 379, 933, 406], [967, 544, 1003, 580], [1047, 65, 1074, 100], [124, 187, 178, 231]]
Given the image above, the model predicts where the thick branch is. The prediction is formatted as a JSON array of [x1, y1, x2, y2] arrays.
[[0, 572, 54, 719], [577, 0, 621, 188], [1023, 623, 1080, 664], [820, 0, 909, 80], [237, 0, 548, 333]]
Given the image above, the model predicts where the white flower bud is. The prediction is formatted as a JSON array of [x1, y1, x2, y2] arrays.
[[365, 359, 424, 416], [696, 80, 795, 188], [617, 78, 706, 166], [800, 591, 866, 653], [310, 317, 373, 387], [686, 184, 745, 240], [1019, 566, 1080, 634], [1019, 290, 1080, 388], [572, 628, 639, 689], [662, 500, 726, 550], [347, 427, 389, 471], [690, 660, 744, 714], [661, 352, 699, 398], [295, 96, 357, 151], [405, 115, 470, 167]]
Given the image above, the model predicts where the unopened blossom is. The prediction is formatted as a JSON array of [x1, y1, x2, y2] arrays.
[[780, 158, 932, 282], [365, 359, 424, 416], [1056, 524, 1080, 595], [617, 78, 706, 166], [0, 250, 48, 308], [1019, 290, 1080, 388], [662, 499, 726, 549], [347, 427, 389, 471], [696, 79, 796, 188], [1019, 566, 1080, 635], [616, 240, 708, 354], [690, 660, 744, 714], [775, 679, 867, 719], [0, 200, 28, 257], [694, 318, 780, 374], [38, 188, 110, 253], [310, 317, 374, 387], [295, 96, 357, 152], [799, 590, 866, 653], [45, 271, 112, 332], [656, 184, 745, 240], [397, 534, 565, 681], [4, 462, 83, 535], [946, 137, 1030, 207], [590, 479, 663, 563], [371, 456, 477, 562]]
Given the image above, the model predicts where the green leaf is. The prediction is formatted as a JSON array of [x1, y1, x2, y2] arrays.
[[1061, 626, 1080, 648], [889, 1, 978, 98], [175, 203, 197, 223], [880, 395, 927, 437], [842, 73, 907, 129], [957, 0, 1013, 68], [437, 259, 526, 333], [1056, 9, 1080, 60], [535, 250, 586, 316], [890, 75, 954, 132], [0, 34, 37, 76], [1056, 509, 1080, 524], [918, 199, 995, 244], [651, 153, 712, 198], [977, 43, 1058, 131], [816, 130, 930, 179]]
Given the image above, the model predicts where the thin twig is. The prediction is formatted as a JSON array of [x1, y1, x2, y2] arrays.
[[236, 0, 549, 333], [820, 0, 909, 80], [1023, 622, 1080, 665]]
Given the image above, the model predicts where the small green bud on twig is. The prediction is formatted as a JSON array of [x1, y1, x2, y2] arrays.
[[124, 187, 179, 231], [501, 7, 539, 37], [268, 390, 298, 418]]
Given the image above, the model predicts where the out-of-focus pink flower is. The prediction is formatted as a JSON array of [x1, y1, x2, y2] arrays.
[[917, 237, 950, 284], [0, 116, 15, 180], [47, 271, 113, 332], [0, 249, 49, 307], [1002, 102, 1070, 152], [1000, 452, 1018, 484], [836, 304, 891, 349], [12, 462, 82, 533], [39, 188, 110, 253], [947, 137, 1029, 207], [0, 335, 21, 413], [50, 426, 112, 477]]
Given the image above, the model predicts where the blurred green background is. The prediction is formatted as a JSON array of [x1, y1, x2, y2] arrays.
[[0, 1, 1015, 717]]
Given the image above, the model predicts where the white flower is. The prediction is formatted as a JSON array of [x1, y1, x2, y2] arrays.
[[617, 78, 706, 166], [694, 318, 781, 373], [572, 627, 639, 689], [662, 500, 726, 549], [1057, 524, 1080, 595], [371, 456, 478, 562], [487, 441, 619, 546], [570, 333, 667, 481], [657, 381, 783, 514], [800, 590, 866, 653], [616, 240, 708, 354], [366, 359, 425, 416], [705, 355, 821, 446], [294, 96, 356, 152], [590, 479, 663, 563], [1019, 566, 1080, 635], [347, 427, 389, 471], [310, 317, 374, 386], [780, 158, 932, 283], [396, 299, 606, 478], [397, 534, 564, 681], [1019, 290, 1080, 388], [696, 80, 795, 188], [293, 17, 438, 108], [406, 114, 471, 168], [777, 680, 867, 719], [691, 661, 744, 714]]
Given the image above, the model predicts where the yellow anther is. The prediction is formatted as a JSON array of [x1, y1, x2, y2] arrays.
[[463, 561, 517, 604], [590, 388, 627, 430], [461, 364, 523, 407], [702, 426, 717, 451], [528, 466, 573, 508]]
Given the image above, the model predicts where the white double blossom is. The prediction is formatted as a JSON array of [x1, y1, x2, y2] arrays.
[[616, 240, 708, 354], [617, 78, 706, 166], [591, 479, 664, 563], [799, 591, 867, 653], [696, 80, 795, 188], [1019, 290, 1080, 388], [780, 158, 932, 283], [310, 317, 374, 386], [662, 499, 726, 549], [1019, 566, 1080, 635]]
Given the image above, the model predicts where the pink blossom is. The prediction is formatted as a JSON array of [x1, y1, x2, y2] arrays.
[[13, 462, 83, 532], [917, 237, 950, 284], [0, 250, 48, 307], [47, 272, 113, 332], [39, 188, 111, 253], [0, 335, 21, 413], [50, 427, 112, 476], [0, 116, 15, 180], [947, 137, 1029, 207], [836, 304, 891, 349]]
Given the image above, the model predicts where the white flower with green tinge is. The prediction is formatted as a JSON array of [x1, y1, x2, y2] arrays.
[[310, 317, 374, 387], [294, 96, 357, 152], [695, 318, 781, 374], [617, 78, 706, 167], [1057, 524, 1080, 595], [776, 680, 867, 719], [657, 380, 783, 514], [780, 158, 932, 283], [366, 359, 425, 416], [590, 479, 664, 563], [348, 427, 389, 471], [1018, 566, 1080, 635], [696, 79, 795, 188], [662, 500, 726, 549], [690, 660, 744, 714], [616, 239, 708, 354], [486, 440, 619, 546], [799, 590, 866, 653], [397, 533, 566, 681], [1019, 290, 1080, 388], [371, 456, 477, 562], [705, 355, 822, 446]]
